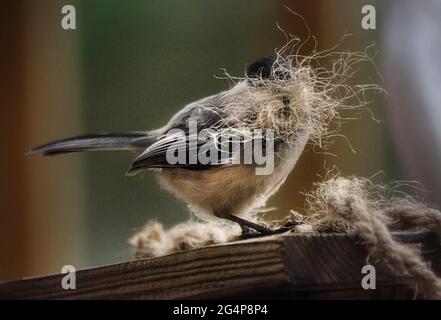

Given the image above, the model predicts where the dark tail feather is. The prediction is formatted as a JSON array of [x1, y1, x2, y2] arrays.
[[27, 132, 155, 156]]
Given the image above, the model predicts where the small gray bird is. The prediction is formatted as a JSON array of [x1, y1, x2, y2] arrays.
[[29, 56, 310, 236]]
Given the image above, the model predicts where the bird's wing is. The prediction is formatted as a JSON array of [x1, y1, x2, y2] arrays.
[[127, 89, 269, 173], [127, 130, 236, 173], [127, 92, 234, 173]]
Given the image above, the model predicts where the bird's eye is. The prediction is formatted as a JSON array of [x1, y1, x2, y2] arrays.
[[282, 96, 290, 106]]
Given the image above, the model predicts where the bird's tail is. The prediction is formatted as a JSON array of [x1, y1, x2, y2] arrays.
[[27, 132, 155, 156]]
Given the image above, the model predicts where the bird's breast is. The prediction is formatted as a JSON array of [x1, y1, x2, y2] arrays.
[[157, 130, 310, 218]]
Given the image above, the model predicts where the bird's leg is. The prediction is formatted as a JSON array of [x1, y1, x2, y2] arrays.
[[239, 225, 262, 239], [226, 214, 274, 239], [275, 220, 304, 232], [226, 214, 274, 234]]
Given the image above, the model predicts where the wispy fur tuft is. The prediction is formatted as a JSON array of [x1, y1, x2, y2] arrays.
[[214, 36, 382, 149], [130, 220, 240, 258]]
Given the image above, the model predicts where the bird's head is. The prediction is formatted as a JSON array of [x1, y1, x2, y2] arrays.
[[219, 54, 317, 142]]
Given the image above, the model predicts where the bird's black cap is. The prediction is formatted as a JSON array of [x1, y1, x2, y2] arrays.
[[246, 55, 276, 79]]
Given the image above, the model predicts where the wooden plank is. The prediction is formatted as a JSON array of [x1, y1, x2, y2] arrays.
[[0, 231, 439, 299]]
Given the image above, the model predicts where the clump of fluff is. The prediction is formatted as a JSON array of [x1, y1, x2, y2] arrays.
[[129, 219, 241, 258], [218, 39, 381, 148], [302, 174, 431, 233], [302, 175, 441, 299], [303, 176, 381, 232]]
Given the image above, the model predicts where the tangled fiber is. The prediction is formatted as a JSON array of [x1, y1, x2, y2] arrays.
[[131, 176, 441, 299], [130, 220, 241, 258], [304, 176, 441, 299], [213, 39, 380, 148]]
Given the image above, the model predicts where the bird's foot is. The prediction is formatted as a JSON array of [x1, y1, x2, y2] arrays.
[[239, 225, 263, 239], [239, 220, 303, 239], [270, 220, 304, 233]]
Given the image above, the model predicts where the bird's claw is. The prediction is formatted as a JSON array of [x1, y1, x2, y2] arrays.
[[239, 220, 303, 239]]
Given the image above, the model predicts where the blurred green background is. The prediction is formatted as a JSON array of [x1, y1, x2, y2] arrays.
[[2, 0, 440, 281]]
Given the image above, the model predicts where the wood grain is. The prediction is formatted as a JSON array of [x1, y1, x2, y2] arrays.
[[0, 231, 440, 299]]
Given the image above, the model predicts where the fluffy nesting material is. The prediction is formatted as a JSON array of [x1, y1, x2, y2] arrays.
[[303, 176, 441, 299], [303, 176, 383, 232], [129, 220, 241, 258], [303, 176, 441, 233], [217, 41, 379, 147]]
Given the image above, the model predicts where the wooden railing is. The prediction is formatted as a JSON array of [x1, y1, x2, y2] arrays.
[[1, 231, 440, 299]]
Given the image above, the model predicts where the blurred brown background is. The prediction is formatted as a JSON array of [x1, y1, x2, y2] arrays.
[[1, 0, 440, 281]]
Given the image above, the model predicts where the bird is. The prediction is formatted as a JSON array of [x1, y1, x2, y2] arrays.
[[29, 55, 310, 236]]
